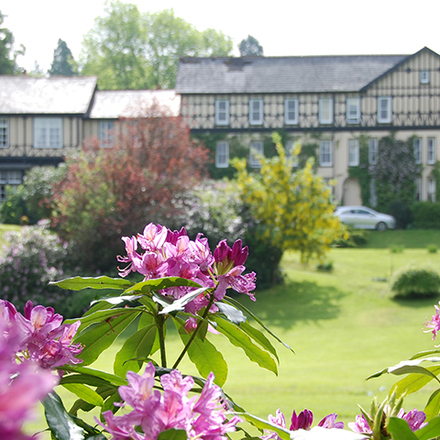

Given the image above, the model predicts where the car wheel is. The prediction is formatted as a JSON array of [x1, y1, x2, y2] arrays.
[[376, 222, 387, 232]]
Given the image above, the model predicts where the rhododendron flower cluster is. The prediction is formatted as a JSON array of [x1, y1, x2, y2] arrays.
[[0, 303, 58, 440], [98, 362, 242, 440], [424, 301, 440, 341], [261, 408, 344, 440], [118, 223, 256, 315], [0, 300, 82, 373]]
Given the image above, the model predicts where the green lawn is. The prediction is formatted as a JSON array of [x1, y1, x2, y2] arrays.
[[21, 228, 440, 437]]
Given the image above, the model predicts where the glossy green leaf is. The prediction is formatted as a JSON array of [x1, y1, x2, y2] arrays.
[[67, 307, 140, 330], [389, 366, 440, 399], [424, 389, 440, 420], [82, 300, 114, 317], [387, 417, 418, 440], [75, 310, 141, 365], [62, 383, 104, 407], [239, 320, 279, 362], [215, 302, 247, 324], [212, 315, 278, 375], [42, 391, 86, 440], [51, 276, 133, 291], [239, 412, 290, 440], [159, 287, 209, 314], [369, 359, 440, 381], [114, 324, 157, 376], [174, 317, 228, 387], [61, 365, 127, 386], [224, 295, 293, 352], [90, 295, 141, 306], [410, 349, 440, 360], [60, 373, 112, 388], [125, 277, 201, 294], [157, 428, 187, 440], [138, 295, 158, 313], [416, 415, 440, 440]]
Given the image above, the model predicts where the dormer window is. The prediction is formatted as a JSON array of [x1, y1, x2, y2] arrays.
[[420, 71, 430, 84]]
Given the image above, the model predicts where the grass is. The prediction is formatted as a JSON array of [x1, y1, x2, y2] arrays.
[[0, 223, 21, 247], [20, 228, 440, 437]]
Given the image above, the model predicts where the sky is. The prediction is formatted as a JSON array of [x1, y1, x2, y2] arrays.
[[2, 0, 440, 73]]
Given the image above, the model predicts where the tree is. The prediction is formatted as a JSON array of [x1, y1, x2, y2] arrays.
[[239, 35, 264, 57], [48, 39, 77, 76], [232, 133, 345, 263], [52, 102, 209, 273], [0, 10, 24, 74], [80, 1, 233, 90]]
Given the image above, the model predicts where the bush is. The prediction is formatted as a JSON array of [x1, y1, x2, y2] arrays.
[[411, 202, 440, 229], [0, 184, 27, 224], [388, 199, 413, 229], [391, 266, 440, 299], [317, 261, 334, 272], [390, 244, 405, 254], [428, 245, 438, 254], [0, 221, 76, 315], [333, 227, 370, 247]]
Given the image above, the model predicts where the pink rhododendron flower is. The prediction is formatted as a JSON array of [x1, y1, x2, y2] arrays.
[[98, 362, 241, 440], [397, 408, 427, 431], [290, 409, 314, 431], [348, 414, 372, 435], [424, 302, 440, 341]]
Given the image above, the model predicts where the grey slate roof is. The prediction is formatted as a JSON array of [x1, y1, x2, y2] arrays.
[[0, 75, 98, 115], [175, 54, 409, 94], [89, 90, 180, 119]]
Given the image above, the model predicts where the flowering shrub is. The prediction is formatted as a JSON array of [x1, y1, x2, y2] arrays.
[[4, 222, 440, 440]]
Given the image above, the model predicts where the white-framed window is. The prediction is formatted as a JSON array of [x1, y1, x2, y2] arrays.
[[428, 137, 436, 164], [284, 98, 299, 125], [428, 177, 436, 202], [249, 141, 264, 167], [420, 71, 430, 84], [99, 121, 114, 147], [348, 139, 359, 166], [414, 137, 422, 164], [346, 97, 360, 124], [286, 140, 299, 167], [215, 141, 229, 168], [0, 118, 9, 148], [319, 98, 333, 124], [319, 140, 333, 167], [369, 138, 378, 165], [215, 99, 230, 126], [249, 99, 264, 125], [377, 97, 392, 123], [415, 177, 422, 201], [34, 117, 63, 148], [0, 170, 23, 202]]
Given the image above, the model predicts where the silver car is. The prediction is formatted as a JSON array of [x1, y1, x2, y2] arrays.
[[334, 206, 396, 231]]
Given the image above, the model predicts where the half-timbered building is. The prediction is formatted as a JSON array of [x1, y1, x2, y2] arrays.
[[176, 47, 440, 204]]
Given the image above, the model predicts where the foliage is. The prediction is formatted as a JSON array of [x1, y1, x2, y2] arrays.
[[0, 222, 73, 314], [427, 245, 438, 254], [370, 134, 422, 213], [389, 244, 405, 254], [348, 135, 372, 206], [80, 1, 233, 89], [232, 133, 346, 263], [333, 226, 370, 248], [52, 104, 209, 273], [0, 184, 27, 224], [388, 199, 413, 230], [239, 35, 264, 56], [48, 39, 78, 76], [411, 202, 440, 229], [391, 266, 440, 298], [0, 10, 24, 74]]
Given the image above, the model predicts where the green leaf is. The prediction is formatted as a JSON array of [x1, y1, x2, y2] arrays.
[[62, 383, 104, 407], [211, 315, 278, 375], [239, 320, 279, 362], [216, 301, 247, 324], [61, 365, 127, 386], [424, 389, 440, 420], [125, 277, 201, 294], [416, 415, 440, 440], [60, 373, 112, 388], [238, 412, 290, 440], [51, 276, 133, 291], [75, 310, 141, 365], [390, 366, 440, 398], [159, 287, 209, 314], [90, 295, 141, 306], [114, 324, 157, 376], [42, 391, 85, 440], [387, 417, 419, 440], [224, 295, 293, 353], [67, 307, 140, 330], [411, 349, 440, 360], [157, 428, 187, 440], [174, 317, 228, 387]]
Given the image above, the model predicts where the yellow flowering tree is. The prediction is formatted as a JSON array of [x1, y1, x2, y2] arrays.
[[232, 133, 346, 263]]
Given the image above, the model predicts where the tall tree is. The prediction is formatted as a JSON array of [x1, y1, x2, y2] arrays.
[[80, 1, 233, 90], [0, 11, 24, 74], [239, 35, 264, 57], [48, 39, 77, 76]]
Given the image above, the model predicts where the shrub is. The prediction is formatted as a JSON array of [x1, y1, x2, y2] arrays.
[[0, 221, 75, 315], [317, 260, 334, 272], [388, 199, 413, 229], [391, 266, 440, 299], [390, 244, 405, 254], [428, 245, 438, 254], [0, 184, 27, 224], [333, 227, 370, 248], [411, 202, 440, 229]]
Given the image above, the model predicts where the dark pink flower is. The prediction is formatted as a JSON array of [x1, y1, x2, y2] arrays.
[[399, 408, 427, 431], [424, 302, 440, 341], [348, 414, 372, 434], [290, 409, 313, 431], [318, 413, 344, 429]]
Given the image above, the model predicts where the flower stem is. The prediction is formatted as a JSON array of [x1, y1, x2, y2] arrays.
[[156, 312, 167, 368], [172, 294, 215, 370]]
